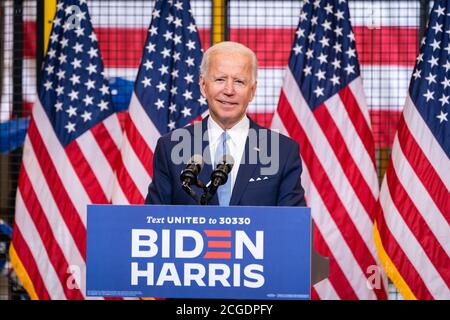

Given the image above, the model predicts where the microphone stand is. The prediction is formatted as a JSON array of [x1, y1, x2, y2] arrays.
[[198, 180, 211, 205], [181, 179, 209, 205], [181, 181, 199, 203], [200, 187, 213, 205], [201, 158, 233, 205]]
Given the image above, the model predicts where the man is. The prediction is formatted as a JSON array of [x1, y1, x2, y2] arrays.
[[145, 41, 305, 206]]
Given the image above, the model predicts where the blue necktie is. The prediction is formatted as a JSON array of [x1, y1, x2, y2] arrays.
[[215, 132, 232, 206]]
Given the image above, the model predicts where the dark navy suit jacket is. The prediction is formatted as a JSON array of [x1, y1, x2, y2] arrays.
[[145, 116, 306, 206]]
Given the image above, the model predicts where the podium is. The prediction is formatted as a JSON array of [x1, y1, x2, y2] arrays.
[[86, 205, 328, 300]]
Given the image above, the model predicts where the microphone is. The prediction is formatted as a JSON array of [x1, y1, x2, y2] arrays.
[[209, 154, 234, 193], [199, 155, 234, 205], [180, 154, 204, 188]]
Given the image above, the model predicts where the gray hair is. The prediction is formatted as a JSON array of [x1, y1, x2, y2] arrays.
[[200, 41, 258, 83]]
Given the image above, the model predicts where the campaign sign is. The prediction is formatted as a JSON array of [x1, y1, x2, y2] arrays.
[[86, 205, 311, 300]]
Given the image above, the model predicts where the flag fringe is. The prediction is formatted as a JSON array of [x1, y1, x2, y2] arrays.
[[373, 222, 417, 300], [9, 244, 39, 300]]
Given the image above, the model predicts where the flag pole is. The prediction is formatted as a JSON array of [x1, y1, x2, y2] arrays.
[[44, 0, 56, 55], [212, 0, 226, 44]]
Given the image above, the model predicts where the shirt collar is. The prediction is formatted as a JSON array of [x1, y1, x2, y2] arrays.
[[208, 115, 250, 146]]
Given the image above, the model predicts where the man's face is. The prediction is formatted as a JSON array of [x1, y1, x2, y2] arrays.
[[200, 51, 257, 129]]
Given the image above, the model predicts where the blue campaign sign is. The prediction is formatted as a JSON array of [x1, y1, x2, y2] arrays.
[[86, 205, 311, 300]]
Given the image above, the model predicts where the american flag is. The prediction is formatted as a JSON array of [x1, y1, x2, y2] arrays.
[[377, 0, 450, 300], [112, 0, 207, 205], [271, 0, 388, 299], [10, 0, 123, 299]]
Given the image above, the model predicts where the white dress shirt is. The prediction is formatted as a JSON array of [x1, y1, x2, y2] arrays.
[[207, 115, 249, 192]]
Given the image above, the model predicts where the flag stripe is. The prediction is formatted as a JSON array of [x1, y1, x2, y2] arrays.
[[88, 0, 212, 28], [370, 110, 402, 148], [282, 71, 381, 265], [9, 231, 50, 300], [83, 131, 118, 199], [18, 168, 85, 299], [115, 155, 145, 204], [10, 232, 50, 300], [324, 92, 378, 196], [313, 278, 340, 300], [376, 207, 433, 299], [230, 26, 418, 68], [27, 118, 87, 259], [102, 113, 125, 148], [121, 133, 151, 197], [278, 90, 380, 299], [300, 139, 382, 300], [386, 157, 450, 280], [96, 27, 210, 68], [315, 102, 378, 219], [353, 26, 419, 66], [402, 97, 450, 188], [380, 177, 447, 299], [348, 80, 372, 129], [273, 111, 390, 298], [89, 121, 122, 180], [32, 102, 91, 220], [20, 135, 88, 293], [14, 192, 67, 299], [65, 141, 109, 204], [339, 83, 376, 163], [390, 135, 449, 251], [311, 286, 320, 300], [252, 110, 402, 149], [398, 118, 449, 215], [251, 65, 412, 112], [23, 20, 37, 61], [229, 0, 421, 28], [300, 164, 361, 300], [129, 93, 159, 152], [311, 219, 354, 299], [126, 119, 154, 179], [111, 175, 130, 205], [22, 21, 418, 67]]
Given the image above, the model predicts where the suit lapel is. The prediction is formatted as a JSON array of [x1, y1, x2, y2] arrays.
[[230, 159, 258, 206], [229, 118, 262, 205]]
